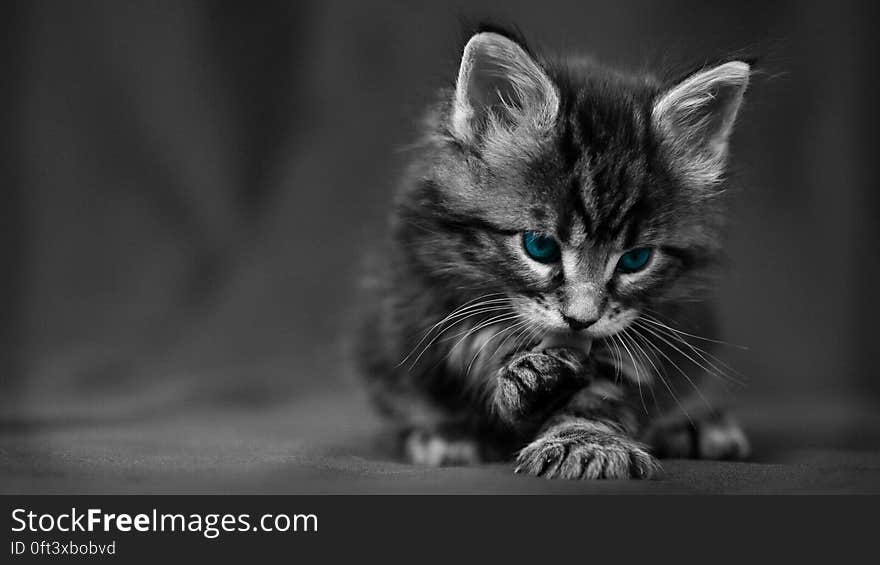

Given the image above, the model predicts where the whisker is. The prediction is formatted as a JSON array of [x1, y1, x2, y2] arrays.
[[424, 297, 510, 335], [524, 325, 551, 358], [396, 295, 510, 366], [636, 318, 746, 385], [402, 300, 510, 355], [618, 330, 648, 415], [466, 319, 529, 376], [408, 308, 515, 370], [640, 310, 749, 350], [621, 328, 660, 412], [614, 330, 648, 412], [438, 308, 517, 344], [636, 318, 747, 386], [490, 319, 534, 361], [513, 322, 544, 354], [402, 306, 513, 369], [442, 313, 523, 366], [603, 335, 623, 382], [634, 320, 745, 387], [627, 327, 693, 424], [630, 325, 710, 413]]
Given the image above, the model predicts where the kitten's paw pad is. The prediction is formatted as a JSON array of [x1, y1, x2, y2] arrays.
[[493, 348, 588, 425], [515, 425, 660, 480], [404, 430, 481, 467], [646, 414, 750, 460]]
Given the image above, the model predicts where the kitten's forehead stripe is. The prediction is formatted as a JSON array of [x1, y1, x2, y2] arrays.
[[530, 206, 546, 221], [538, 90, 653, 246], [558, 175, 593, 244], [554, 92, 654, 244]]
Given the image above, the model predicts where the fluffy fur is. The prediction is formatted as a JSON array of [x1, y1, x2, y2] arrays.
[[357, 27, 751, 479]]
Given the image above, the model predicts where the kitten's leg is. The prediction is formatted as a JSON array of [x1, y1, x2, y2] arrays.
[[492, 347, 590, 429], [642, 411, 750, 460], [514, 381, 661, 480], [373, 389, 495, 467], [401, 337, 589, 466], [367, 377, 494, 466]]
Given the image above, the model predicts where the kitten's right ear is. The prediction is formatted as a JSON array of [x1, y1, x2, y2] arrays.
[[652, 61, 750, 187], [451, 32, 559, 143]]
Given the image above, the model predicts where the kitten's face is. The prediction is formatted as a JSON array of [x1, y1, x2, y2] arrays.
[[446, 120, 701, 340], [510, 226, 665, 338], [399, 32, 747, 340]]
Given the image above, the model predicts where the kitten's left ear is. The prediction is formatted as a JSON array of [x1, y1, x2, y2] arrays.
[[451, 32, 559, 143], [652, 61, 750, 187]]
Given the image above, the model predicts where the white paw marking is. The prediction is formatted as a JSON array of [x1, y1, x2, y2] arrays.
[[405, 432, 480, 467], [699, 422, 751, 460]]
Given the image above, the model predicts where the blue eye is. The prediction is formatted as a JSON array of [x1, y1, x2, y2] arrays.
[[617, 247, 653, 273], [522, 231, 561, 264]]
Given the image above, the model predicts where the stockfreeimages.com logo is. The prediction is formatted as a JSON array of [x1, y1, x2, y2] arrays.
[[11, 508, 318, 539]]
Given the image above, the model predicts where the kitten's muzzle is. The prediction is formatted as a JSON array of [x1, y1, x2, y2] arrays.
[[561, 314, 599, 332]]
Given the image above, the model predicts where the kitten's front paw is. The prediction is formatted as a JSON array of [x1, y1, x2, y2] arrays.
[[515, 420, 661, 480], [493, 348, 588, 427]]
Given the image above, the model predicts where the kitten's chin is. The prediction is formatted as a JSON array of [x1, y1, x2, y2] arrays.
[[586, 310, 639, 338], [536, 331, 593, 356]]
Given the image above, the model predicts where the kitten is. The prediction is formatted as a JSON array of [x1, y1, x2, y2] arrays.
[[357, 27, 752, 479]]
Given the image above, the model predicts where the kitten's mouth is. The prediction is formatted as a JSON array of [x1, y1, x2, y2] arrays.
[[536, 331, 593, 355]]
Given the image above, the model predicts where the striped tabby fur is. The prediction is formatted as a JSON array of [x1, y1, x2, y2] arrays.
[[357, 26, 752, 479]]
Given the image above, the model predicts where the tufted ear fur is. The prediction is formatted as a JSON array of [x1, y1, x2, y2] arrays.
[[451, 32, 559, 143], [652, 61, 750, 187]]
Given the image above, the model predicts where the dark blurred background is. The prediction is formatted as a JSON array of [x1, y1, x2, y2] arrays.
[[2, 1, 879, 492]]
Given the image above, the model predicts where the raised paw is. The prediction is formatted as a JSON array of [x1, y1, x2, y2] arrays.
[[644, 412, 750, 461], [493, 347, 589, 427], [404, 429, 482, 467], [515, 420, 661, 480]]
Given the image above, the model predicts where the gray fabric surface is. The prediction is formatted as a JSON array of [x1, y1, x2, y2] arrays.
[[3, 388, 878, 494]]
